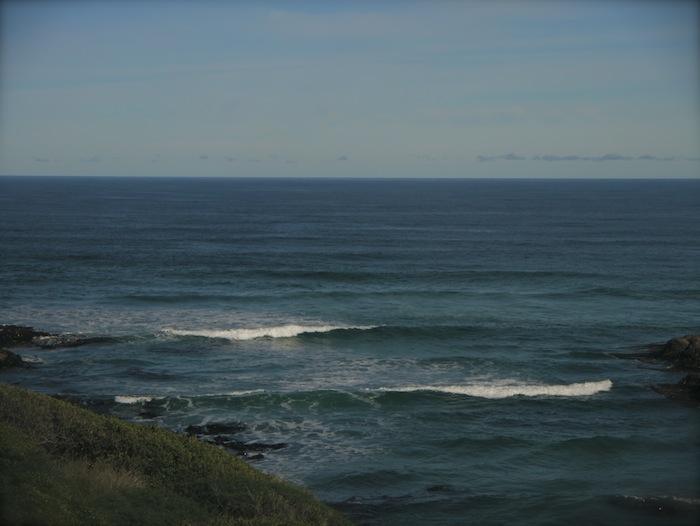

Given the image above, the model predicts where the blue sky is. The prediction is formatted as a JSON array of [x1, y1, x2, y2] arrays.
[[1, 1, 698, 177]]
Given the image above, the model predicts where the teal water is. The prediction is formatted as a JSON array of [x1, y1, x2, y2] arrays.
[[1, 177, 699, 525]]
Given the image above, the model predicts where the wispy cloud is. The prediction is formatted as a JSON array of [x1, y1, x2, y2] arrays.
[[336, 155, 349, 161], [477, 153, 527, 162], [477, 153, 683, 162], [32, 157, 50, 162]]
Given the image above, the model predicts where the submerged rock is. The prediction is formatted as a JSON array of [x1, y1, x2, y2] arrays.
[[209, 435, 287, 453], [648, 335, 700, 370], [617, 335, 700, 403], [0, 325, 49, 347], [0, 349, 26, 369], [653, 375, 700, 404], [185, 421, 247, 436], [0, 324, 114, 350], [31, 334, 114, 349]]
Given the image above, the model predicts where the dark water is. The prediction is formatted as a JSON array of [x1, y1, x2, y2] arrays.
[[1, 176, 699, 525]]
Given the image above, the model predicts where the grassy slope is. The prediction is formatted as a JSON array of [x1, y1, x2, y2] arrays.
[[0, 383, 350, 525]]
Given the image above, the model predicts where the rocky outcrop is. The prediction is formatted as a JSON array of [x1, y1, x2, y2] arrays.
[[611, 334, 700, 403], [31, 334, 115, 349], [185, 422, 247, 435], [652, 375, 700, 404], [184, 420, 286, 460], [0, 325, 49, 347], [643, 335, 700, 404], [648, 335, 700, 370], [0, 324, 113, 350], [0, 349, 25, 369]]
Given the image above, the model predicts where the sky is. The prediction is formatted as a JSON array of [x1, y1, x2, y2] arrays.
[[0, 0, 698, 178]]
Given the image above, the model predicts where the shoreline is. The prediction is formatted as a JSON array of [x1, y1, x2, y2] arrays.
[[0, 382, 350, 525]]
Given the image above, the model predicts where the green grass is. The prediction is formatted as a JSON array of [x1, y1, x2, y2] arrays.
[[0, 383, 350, 525]]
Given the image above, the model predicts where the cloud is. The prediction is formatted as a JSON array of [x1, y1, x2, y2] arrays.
[[477, 153, 527, 162], [531, 154, 583, 161], [199, 155, 209, 160], [336, 155, 349, 161], [225, 156, 236, 162], [80, 155, 101, 163], [478, 153, 682, 162], [33, 157, 50, 162]]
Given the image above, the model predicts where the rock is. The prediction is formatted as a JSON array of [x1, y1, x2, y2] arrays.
[[205, 435, 287, 453], [0, 325, 113, 350], [0, 349, 25, 369], [185, 421, 247, 436], [0, 325, 49, 347], [31, 334, 114, 349], [234, 441, 287, 452], [648, 335, 700, 370], [652, 374, 700, 404]]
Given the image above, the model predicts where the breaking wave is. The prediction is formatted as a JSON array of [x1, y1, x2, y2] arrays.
[[162, 324, 376, 341], [378, 379, 613, 399], [114, 395, 155, 404]]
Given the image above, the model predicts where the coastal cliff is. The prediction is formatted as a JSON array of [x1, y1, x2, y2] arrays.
[[0, 383, 349, 525]]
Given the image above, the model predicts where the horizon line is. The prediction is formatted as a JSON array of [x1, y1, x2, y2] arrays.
[[2, 174, 699, 181]]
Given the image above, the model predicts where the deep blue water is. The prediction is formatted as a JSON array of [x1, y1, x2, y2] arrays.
[[1, 176, 699, 525]]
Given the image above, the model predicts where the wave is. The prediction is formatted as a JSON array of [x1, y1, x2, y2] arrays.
[[162, 324, 376, 341], [114, 395, 156, 404], [225, 389, 266, 396], [161, 324, 507, 343], [378, 379, 612, 399]]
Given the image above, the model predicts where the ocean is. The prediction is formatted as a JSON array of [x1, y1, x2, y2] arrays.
[[1, 176, 699, 525]]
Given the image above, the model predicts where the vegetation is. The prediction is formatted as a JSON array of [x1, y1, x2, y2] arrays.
[[0, 383, 350, 525]]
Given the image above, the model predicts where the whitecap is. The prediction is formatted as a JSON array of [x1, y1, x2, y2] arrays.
[[114, 395, 155, 404], [225, 389, 266, 396], [19, 355, 44, 364], [378, 379, 613, 399], [162, 324, 375, 341]]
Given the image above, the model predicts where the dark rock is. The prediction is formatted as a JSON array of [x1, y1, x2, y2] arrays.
[[0, 325, 113, 350], [0, 325, 49, 347], [246, 453, 265, 460], [652, 374, 700, 404], [238, 441, 287, 452], [648, 335, 700, 370], [214, 437, 287, 454], [31, 334, 115, 349], [0, 349, 25, 369], [185, 421, 247, 436], [205, 435, 287, 453]]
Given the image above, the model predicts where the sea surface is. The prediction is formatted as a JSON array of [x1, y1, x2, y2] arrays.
[[1, 176, 699, 525]]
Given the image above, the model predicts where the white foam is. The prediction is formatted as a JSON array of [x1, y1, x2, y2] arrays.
[[19, 355, 44, 364], [379, 379, 613, 399], [114, 395, 154, 404], [163, 324, 374, 341], [225, 389, 265, 396]]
